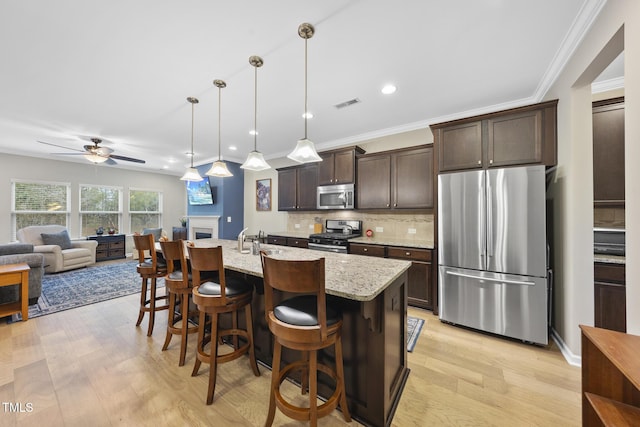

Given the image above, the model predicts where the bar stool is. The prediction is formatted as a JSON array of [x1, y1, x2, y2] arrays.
[[260, 253, 351, 427], [187, 245, 260, 405], [159, 239, 198, 366], [133, 233, 169, 336]]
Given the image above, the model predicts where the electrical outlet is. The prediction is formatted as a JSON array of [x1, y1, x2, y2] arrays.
[[375, 227, 383, 233], [227, 216, 232, 223], [309, 224, 314, 229], [408, 228, 417, 234], [294, 223, 301, 229]]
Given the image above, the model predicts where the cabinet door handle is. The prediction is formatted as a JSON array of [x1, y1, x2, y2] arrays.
[[386, 203, 390, 207], [363, 248, 368, 252], [477, 160, 482, 165], [489, 159, 493, 164], [405, 252, 411, 256], [394, 203, 397, 207]]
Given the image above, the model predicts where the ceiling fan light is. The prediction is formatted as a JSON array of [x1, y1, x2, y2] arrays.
[[180, 167, 204, 182], [240, 151, 271, 171], [287, 138, 322, 163], [206, 160, 233, 177], [84, 153, 109, 164]]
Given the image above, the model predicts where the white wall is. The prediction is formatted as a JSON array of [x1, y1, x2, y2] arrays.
[[545, 0, 640, 359], [0, 153, 187, 243]]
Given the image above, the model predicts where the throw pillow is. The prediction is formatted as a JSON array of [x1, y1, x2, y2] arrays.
[[41, 230, 73, 250]]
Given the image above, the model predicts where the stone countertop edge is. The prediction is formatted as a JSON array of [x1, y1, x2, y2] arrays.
[[350, 236, 435, 249], [594, 254, 626, 264], [190, 238, 411, 302]]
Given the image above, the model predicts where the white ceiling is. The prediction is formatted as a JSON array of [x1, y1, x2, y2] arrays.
[[0, 0, 618, 175]]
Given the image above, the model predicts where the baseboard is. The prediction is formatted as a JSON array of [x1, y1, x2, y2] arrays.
[[551, 327, 581, 367]]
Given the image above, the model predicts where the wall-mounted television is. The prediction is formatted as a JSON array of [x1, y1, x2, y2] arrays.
[[186, 177, 215, 205]]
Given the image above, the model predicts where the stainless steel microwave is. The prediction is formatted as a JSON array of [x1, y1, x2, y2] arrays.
[[317, 184, 355, 210]]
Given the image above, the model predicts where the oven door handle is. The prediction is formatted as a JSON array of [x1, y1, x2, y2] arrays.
[[308, 242, 347, 253]]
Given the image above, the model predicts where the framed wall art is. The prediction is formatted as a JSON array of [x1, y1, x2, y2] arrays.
[[256, 178, 271, 211]]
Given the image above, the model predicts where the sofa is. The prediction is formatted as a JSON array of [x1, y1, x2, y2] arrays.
[[0, 243, 45, 306], [17, 225, 98, 274]]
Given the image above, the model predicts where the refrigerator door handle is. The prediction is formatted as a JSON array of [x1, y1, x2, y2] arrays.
[[445, 270, 536, 286], [486, 174, 493, 258], [480, 174, 487, 262]]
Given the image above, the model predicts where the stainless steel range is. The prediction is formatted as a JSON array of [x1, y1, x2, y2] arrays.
[[308, 219, 362, 253]]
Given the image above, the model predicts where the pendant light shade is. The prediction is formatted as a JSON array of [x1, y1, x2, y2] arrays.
[[287, 23, 322, 164], [180, 97, 204, 182], [206, 79, 233, 177], [241, 55, 271, 171], [84, 153, 109, 164]]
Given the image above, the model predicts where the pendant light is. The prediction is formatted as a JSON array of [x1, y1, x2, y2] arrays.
[[180, 97, 204, 181], [206, 79, 233, 177], [287, 22, 322, 163], [241, 55, 271, 171]]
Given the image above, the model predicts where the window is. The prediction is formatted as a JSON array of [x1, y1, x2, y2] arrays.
[[12, 180, 70, 239], [79, 185, 122, 237], [129, 188, 162, 233]]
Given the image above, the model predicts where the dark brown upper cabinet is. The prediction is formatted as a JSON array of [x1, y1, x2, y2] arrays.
[[432, 100, 557, 172], [277, 163, 318, 211], [357, 145, 433, 209], [593, 97, 625, 206], [317, 146, 365, 186]]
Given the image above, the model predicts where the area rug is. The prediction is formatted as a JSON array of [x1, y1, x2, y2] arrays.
[[407, 316, 424, 352], [22, 261, 143, 319]]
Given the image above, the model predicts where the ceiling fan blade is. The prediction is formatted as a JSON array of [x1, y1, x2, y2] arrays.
[[104, 158, 118, 165], [51, 152, 86, 156], [109, 154, 146, 164], [37, 140, 84, 152]]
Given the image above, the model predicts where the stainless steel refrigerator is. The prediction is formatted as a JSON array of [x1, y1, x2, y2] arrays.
[[438, 165, 549, 345]]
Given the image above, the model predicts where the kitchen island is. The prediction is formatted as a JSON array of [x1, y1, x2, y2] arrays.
[[189, 238, 411, 427]]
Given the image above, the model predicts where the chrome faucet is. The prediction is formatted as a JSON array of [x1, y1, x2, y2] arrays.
[[238, 227, 250, 253]]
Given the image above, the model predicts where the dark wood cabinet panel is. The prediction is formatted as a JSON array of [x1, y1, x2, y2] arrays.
[[89, 234, 125, 262], [317, 146, 364, 185], [594, 262, 626, 332], [267, 236, 287, 246], [357, 145, 433, 210], [393, 146, 433, 209], [277, 168, 297, 211], [351, 243, 434, 310], [593, 97, 625, 206], [487, 109, 542, 167], [438, 121, 483, 172], [286, 237, 308, 248], [357, 154, 391, 209], [433, 100, 557, 172], [277, 164, 318, 211]]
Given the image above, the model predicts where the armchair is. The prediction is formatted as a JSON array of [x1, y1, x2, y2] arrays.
[[0, 243, 45, 306], [17, 225, 98, 274]]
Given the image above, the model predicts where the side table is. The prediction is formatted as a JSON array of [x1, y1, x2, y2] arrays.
[[0, 263, 30, 321]]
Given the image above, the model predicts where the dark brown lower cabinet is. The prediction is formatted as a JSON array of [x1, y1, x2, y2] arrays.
[[594, 262, 626, 332], [266, 235, 308, 248], [350, 243, 434, 310]]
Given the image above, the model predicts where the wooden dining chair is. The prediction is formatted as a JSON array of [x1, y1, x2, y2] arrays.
[[260, 252, 351, 427], [133, 233, 169, 336], [159, 239, 198, 366], [187, 245, 260, 405]]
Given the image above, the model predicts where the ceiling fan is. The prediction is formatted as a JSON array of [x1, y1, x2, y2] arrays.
[[38, 137, 146, 165]]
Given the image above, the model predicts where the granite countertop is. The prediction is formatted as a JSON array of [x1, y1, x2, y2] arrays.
[[350, 236, 434, 249], [189, 238, 411, 302], [594, 254, 626, 264]]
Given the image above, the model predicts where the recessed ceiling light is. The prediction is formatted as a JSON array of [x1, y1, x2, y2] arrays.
[[185, 151, 194, 157], [302, 112, 313, 119], [229, 145, 237, 151], [249, 130, 259, 136], [381, 84, 397, 95]]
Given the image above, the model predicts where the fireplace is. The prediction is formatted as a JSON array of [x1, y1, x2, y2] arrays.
[[188, 216, 220, 241]]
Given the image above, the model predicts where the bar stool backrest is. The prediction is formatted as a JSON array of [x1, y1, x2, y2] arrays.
[[260, 253, 328, 341], [133, 233, 159, 272], [159, 240, 189, 288], [187, 245, 228, 302]]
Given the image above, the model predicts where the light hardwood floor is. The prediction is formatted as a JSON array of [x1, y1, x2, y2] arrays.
[[0, 291, 581, 426]]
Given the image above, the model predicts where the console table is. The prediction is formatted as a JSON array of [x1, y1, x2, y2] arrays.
[[581, 325, 640, 426], [88, 234, 126, 261], [0, 263, 30, 321]]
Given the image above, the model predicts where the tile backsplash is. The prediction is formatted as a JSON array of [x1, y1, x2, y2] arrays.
[[594, 207, 625, 229], [286, 211, 434, 242]]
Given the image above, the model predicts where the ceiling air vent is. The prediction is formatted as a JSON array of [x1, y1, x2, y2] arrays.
[[334, 98, 361, 109]]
